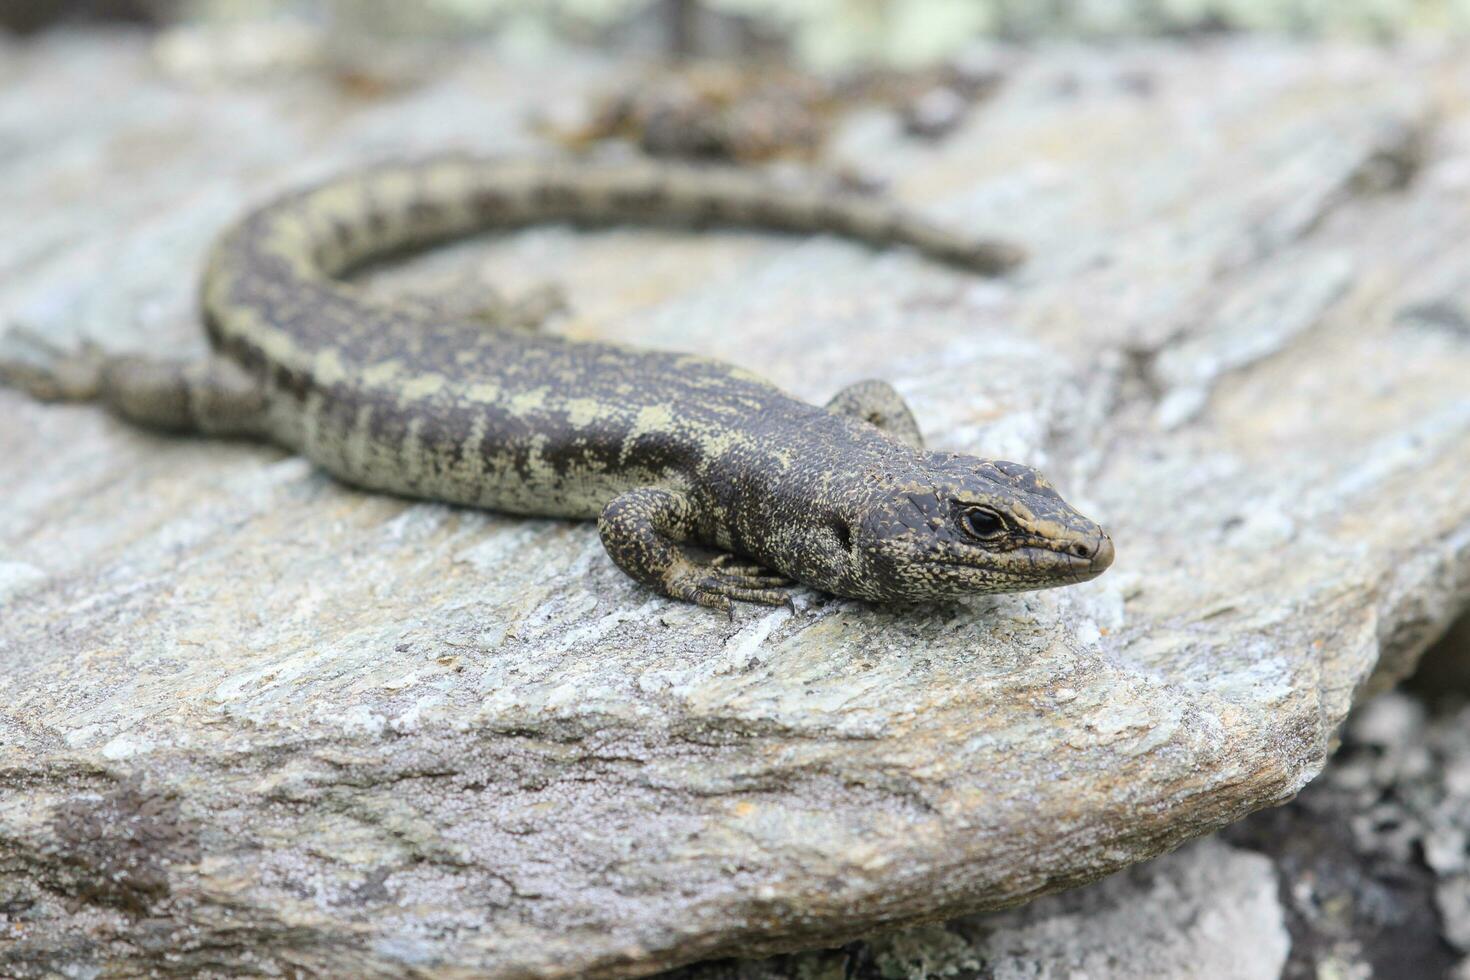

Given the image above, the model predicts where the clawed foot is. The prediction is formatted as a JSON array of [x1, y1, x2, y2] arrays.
[[0, 326, 104, 401], [599, 486, 802, 615], [668, 552, 799, 613]]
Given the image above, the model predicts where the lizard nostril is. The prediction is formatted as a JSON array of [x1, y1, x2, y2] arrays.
[[1070, 542, 1092, 559]]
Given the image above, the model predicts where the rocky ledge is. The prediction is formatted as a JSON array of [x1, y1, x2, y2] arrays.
[[1, 30, 1469, 979]]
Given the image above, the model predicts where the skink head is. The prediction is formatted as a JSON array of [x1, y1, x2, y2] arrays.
[[845, 453, 1113, 602]]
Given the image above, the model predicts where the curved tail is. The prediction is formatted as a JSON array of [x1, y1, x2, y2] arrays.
[[206, 155, 1025, 289]]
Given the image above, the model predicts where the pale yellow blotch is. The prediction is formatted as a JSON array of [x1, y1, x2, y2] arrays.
[[305, 183, 363, 222], [402, 416, 426, 470], [314, 348, 347, 385], [465, 382, 501, 403], [631, 404, 674, 435], [564, 398, 604, 428], [300, 391, 326, 456], [510, 388, 547, 414], [263, 216, 311, 258], [619, 404, 677, 466], [361, 360, 403, 387], [346, 402, 374, 474], [1031, 519, 1067, 540], [521, 433, 556, 485], [424, 160, 472, 205], [694, 424, 752, 458], [459, 413, 489, 480], [257, 328, 305, 370], [372, 168, 418, 210], [363, 168, 418, 246], [401, 373, 448, 400]]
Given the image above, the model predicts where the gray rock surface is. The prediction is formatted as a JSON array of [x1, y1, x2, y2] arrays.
[[667, 837, 1290, 980], [665, 837, 1289, 980], [2, 29, 1470, 979], [667, 625, 1470, 980], [1219, 685, 1470, 980]]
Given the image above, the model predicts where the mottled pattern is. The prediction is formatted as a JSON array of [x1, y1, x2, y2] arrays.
[[8, 155, 1113, 607]]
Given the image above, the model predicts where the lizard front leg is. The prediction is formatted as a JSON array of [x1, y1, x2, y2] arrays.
[[0, 328, 267, 437], [826, 379, 924, 448], [598, 486, 794, 611]]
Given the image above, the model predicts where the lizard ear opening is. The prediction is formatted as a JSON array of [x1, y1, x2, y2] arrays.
[[833, 521, 854, 552]]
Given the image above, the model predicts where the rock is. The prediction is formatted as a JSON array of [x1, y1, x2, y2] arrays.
[[1442, 877, 1470, 953], [1222, 688, 1470, 979], [899, 85, 970, 140], [666, 838, 1288, 979], [2, 30, 1470, 979], [1408, 609, 1470, 695], [679, 678, 1470, 979]]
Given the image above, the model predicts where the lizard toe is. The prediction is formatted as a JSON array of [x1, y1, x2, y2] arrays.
[[691, 573, 797, 607], [707, 554, 791, 587], [712, 570, 792, 589], [716, 585, 796, 606]]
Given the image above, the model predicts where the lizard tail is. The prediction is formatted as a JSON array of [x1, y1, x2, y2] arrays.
[[207, 155, 1024, 289]]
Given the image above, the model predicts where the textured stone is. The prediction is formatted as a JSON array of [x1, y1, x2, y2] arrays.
[[1220, 688, 1470, 979], [3, 30, 1470, 979], [667, 838, 1288, 979], [681, 671, 1470, 980]]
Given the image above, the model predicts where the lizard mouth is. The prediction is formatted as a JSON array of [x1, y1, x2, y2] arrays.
[[927, 535, 1113, 586]]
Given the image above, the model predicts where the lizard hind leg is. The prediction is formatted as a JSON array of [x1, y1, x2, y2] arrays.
[[0, 327, 267, 437], [598, 487, 796, 612], [825, 379, 925, 449]]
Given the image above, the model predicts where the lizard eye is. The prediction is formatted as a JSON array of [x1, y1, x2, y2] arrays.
[[962, 507, 1008, 541]]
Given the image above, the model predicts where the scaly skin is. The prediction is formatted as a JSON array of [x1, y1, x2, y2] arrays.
[[1, 155, 1113, 609]]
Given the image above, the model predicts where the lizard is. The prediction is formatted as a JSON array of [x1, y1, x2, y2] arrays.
[[0, 155, 1114, 610]]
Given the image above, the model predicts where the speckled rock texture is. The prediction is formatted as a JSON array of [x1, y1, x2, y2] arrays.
[[2, 29, 1470, 979], [664, 625, 1470, 980], [1220, 680, 1470, 980], [665, 837, 1291, 980]]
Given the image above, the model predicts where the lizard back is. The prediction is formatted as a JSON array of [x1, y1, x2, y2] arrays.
[[200, 156, 1021, 518]]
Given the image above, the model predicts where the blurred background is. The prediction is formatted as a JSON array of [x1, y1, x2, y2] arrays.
[[7, 0, 1470, 61], [6, 0, 1465, 169]]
